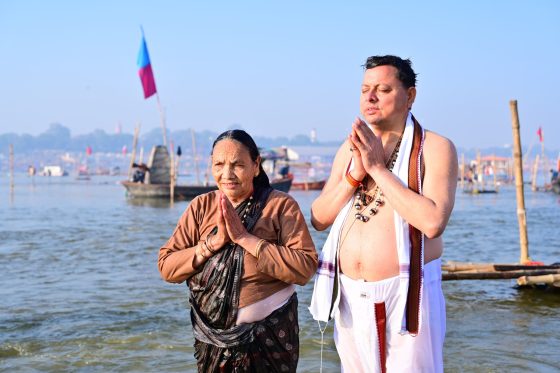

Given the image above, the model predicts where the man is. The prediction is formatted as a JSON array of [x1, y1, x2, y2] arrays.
[[309, 55, 457, 372]]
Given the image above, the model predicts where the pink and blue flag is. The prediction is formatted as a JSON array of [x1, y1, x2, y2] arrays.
[[137, 36, 157, 99]]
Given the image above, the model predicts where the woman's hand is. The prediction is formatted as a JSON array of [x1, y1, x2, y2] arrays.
[[219, 192, 251, 244], [207, 192, 231, 251]]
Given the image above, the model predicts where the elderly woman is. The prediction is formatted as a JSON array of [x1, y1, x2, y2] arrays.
[[158, 130, 318, 372]]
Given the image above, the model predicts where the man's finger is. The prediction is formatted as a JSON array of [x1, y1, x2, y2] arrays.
[[350, 129, 367, 151]]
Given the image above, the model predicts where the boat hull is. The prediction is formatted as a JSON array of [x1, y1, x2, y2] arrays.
[[552, 180, 560, 194], [121, 178, 292, 199], [290, 180, 326, 191]]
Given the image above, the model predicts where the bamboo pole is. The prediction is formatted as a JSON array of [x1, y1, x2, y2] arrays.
[[443, 268, 560, 281], [476, 151, 483, 192], [204, 156, 212, 186], [509, 100, 531, 264], [191, 129, 201, 185], [460, 153, 465, 188], [517, 274, 560, 287], [539, 134, 550, 187], [531, 154, 539, 192], [127, 124, 140, 181], [492, 158, 497, 190], [442, 262, 496, 272], [169, 140, 175, 202], [9, 144, 14, 192], [441, 261, 560, 272]]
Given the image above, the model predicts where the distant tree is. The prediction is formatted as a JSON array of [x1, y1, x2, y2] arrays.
[[290, 134, 312, 145], [36, 123, 71, 149]]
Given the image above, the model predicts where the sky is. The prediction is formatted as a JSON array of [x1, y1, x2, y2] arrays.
[[0, 0, 559, 150]]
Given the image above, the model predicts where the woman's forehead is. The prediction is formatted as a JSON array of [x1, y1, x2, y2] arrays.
[[212, 139, 251, 159]]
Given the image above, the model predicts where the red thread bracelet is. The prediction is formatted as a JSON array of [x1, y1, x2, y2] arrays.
[[345, 161, 363, 188]]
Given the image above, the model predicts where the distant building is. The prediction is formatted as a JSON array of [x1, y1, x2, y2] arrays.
[[310, 128, 317, 144]]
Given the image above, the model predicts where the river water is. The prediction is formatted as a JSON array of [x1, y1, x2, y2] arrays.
[[1, 175, 559, 372]]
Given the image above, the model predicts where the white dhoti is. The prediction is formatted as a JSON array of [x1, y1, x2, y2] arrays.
[[334, 259, 445, 373], [309, 113, 440, 372]]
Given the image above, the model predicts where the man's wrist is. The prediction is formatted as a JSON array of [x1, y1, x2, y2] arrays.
[[345, 171, 362, 188], [368, 164, 387, 179]]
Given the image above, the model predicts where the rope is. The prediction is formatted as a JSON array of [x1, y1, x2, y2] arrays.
[[317, 320, 329, 373]]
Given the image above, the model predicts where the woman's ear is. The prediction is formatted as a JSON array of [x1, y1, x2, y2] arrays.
[[255, 156, 261, 177]]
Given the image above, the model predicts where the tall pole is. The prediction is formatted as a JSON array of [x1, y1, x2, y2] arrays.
[[191, 129, 201, 185], [509, 100, 531, 264], [128, 123, 140, 180], [169, 139, 175, 202], [155, 93, 167, 147], [492, 158, 497, 190], [460, 153, 465, 189], [9, 144, 14, 192], [476, 151, 483, 192], [531, 154, 539, 192], [540, 129, 548, 187]]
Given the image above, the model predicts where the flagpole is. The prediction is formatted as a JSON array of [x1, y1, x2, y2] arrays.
[[139, 26, 167, 147], [155, 93, 168, 147], [540, 128, 548, 186]]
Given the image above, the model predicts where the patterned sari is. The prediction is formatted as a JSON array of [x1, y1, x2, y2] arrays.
[[187, 185, 299, 372]]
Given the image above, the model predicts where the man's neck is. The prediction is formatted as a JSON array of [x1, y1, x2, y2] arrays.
[[370, 113, 408, 146]]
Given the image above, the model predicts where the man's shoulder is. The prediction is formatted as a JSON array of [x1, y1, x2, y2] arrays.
[[423, 130, 456, 155]]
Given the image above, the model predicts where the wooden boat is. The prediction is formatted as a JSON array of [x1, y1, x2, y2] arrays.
[[462, 152, 500, 194], [463, 186, 498, 194], [122, 145, 292, 199], [552, 178, 560, 195], [121, 177, 292, 199], [291, 179, 326, 191]]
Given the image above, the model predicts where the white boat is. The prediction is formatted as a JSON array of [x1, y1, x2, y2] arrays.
[[41, 166, 68, 177]]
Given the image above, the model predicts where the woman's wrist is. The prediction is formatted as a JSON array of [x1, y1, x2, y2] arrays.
[[205, 235, 218, 254], [193, 241, 211, 269], [236, 233, 262, 256], [255, 239, 267, 259]]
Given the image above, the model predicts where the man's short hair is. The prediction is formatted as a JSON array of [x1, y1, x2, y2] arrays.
[[364, 55, 417, 89]]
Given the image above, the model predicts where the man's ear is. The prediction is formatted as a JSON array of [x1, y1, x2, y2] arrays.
[[407, 87, 417, 110]]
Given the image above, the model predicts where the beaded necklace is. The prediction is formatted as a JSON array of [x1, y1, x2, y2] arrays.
[[240, 195, 254, 224], [353, 133, 404, 222]]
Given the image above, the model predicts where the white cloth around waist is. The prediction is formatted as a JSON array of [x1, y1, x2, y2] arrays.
[[337, 258, 442, 331], [236, 284, 296, 325]]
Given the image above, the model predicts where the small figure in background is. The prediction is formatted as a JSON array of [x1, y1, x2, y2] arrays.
[[278, 163, 290, 178], [550, 168, 558, 183], [132, 163, 150, 183]]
